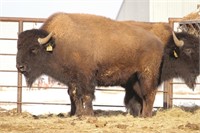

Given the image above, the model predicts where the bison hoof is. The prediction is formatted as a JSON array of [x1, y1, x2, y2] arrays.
[[83, 109, 94, 116]]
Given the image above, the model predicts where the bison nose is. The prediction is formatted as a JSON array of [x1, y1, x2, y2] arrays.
[[16, 64, 26, 73]]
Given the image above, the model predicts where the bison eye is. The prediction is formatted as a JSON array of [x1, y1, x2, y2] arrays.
[[184, 48, 193, 56], [30, 47, 39, 54]]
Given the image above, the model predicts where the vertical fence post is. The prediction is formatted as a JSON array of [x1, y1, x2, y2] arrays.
[[163, 82, 168, 109], [163, 80, 173, 109], [168, 18, 174, 109], [168, 80, 173, 108], [17, 20, 23, 113]]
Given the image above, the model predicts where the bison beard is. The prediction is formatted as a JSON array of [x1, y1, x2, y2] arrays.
[[16, 13, 164, 117], [125, 32, 199, 117]]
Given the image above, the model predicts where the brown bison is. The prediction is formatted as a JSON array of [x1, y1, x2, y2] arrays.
[[123, 21, 200, 117], [16, 13, 164, 116]]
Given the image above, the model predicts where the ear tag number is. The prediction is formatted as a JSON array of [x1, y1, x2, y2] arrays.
[[173, 50, 178, 58], [46, 44, 53, 52]]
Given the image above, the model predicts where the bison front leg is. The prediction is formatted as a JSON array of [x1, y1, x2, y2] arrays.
[[83, 94, 94, 116], [67, 88, 76, 116], [141, 89, 157, 117], [68, 81, 95, 116], [81, 81, 95, 116], [68, 83, 84, 116]]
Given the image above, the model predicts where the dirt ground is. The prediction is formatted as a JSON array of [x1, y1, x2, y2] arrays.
[[0, 107, 200, 133]]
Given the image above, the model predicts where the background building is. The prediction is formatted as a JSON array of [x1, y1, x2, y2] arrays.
[[117, 0, 200, 22]]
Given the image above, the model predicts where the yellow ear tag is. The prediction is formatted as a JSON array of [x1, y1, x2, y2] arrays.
[[46, 44, 53, 52], [173, 50, 178, 58]]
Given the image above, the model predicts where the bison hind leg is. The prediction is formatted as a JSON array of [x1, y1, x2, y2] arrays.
[[126, 96, 142, 117], [124, 73, 142, 117]]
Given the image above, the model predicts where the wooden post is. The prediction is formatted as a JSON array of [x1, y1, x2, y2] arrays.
[[163, 80, 173, 109], [17, 20, 23, 113], [163, 82, 169, 109]]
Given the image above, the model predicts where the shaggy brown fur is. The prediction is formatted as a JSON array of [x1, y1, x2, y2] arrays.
[[123, 21, 172, 45], [16, 13, 163, 116]]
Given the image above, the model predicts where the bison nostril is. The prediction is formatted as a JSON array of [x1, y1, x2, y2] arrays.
[[19, 65, 24, 70], [17, 64, 26, 72]]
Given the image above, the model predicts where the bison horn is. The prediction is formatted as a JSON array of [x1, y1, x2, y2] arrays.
[[38, 32, 53, 45], [172, 32, 184, 47]]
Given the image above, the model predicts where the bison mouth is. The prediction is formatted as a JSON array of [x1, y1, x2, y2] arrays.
[[184, 76, 197, 90], [20, 70, 40, 88], [17, 64, 41, 87], [24, 74, 35, 88], [186, 81, 196, 90]]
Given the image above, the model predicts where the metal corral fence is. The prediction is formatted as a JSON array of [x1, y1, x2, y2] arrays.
[[0, 17, 199, 113]]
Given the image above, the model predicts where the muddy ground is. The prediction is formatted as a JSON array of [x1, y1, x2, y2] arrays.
[[0, 107, 200, 133]]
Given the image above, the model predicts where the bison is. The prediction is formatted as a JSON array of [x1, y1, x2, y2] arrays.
[[123, 21, 200, 117], [16, 13, 164, 116]]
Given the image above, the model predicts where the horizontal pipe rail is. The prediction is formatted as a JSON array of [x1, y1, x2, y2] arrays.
[[179, 20, 200, 24], [172, 98, 200, 100], [0, 101, 163, 108], [0, 101, 125, 108], [0, 54, 16, 56], [0, 38, 17, 40], [0, 17, 46, 22], [0, 70, 17, 72], [0, 85, 165, 93], [172, 82, 200, 85]]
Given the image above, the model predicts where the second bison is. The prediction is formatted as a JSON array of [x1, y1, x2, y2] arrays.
[[123, 21, 199, 117]]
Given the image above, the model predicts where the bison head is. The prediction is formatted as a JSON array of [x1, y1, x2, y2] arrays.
[[16, 29, 54, 87], [163, 32, 199, 89]]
